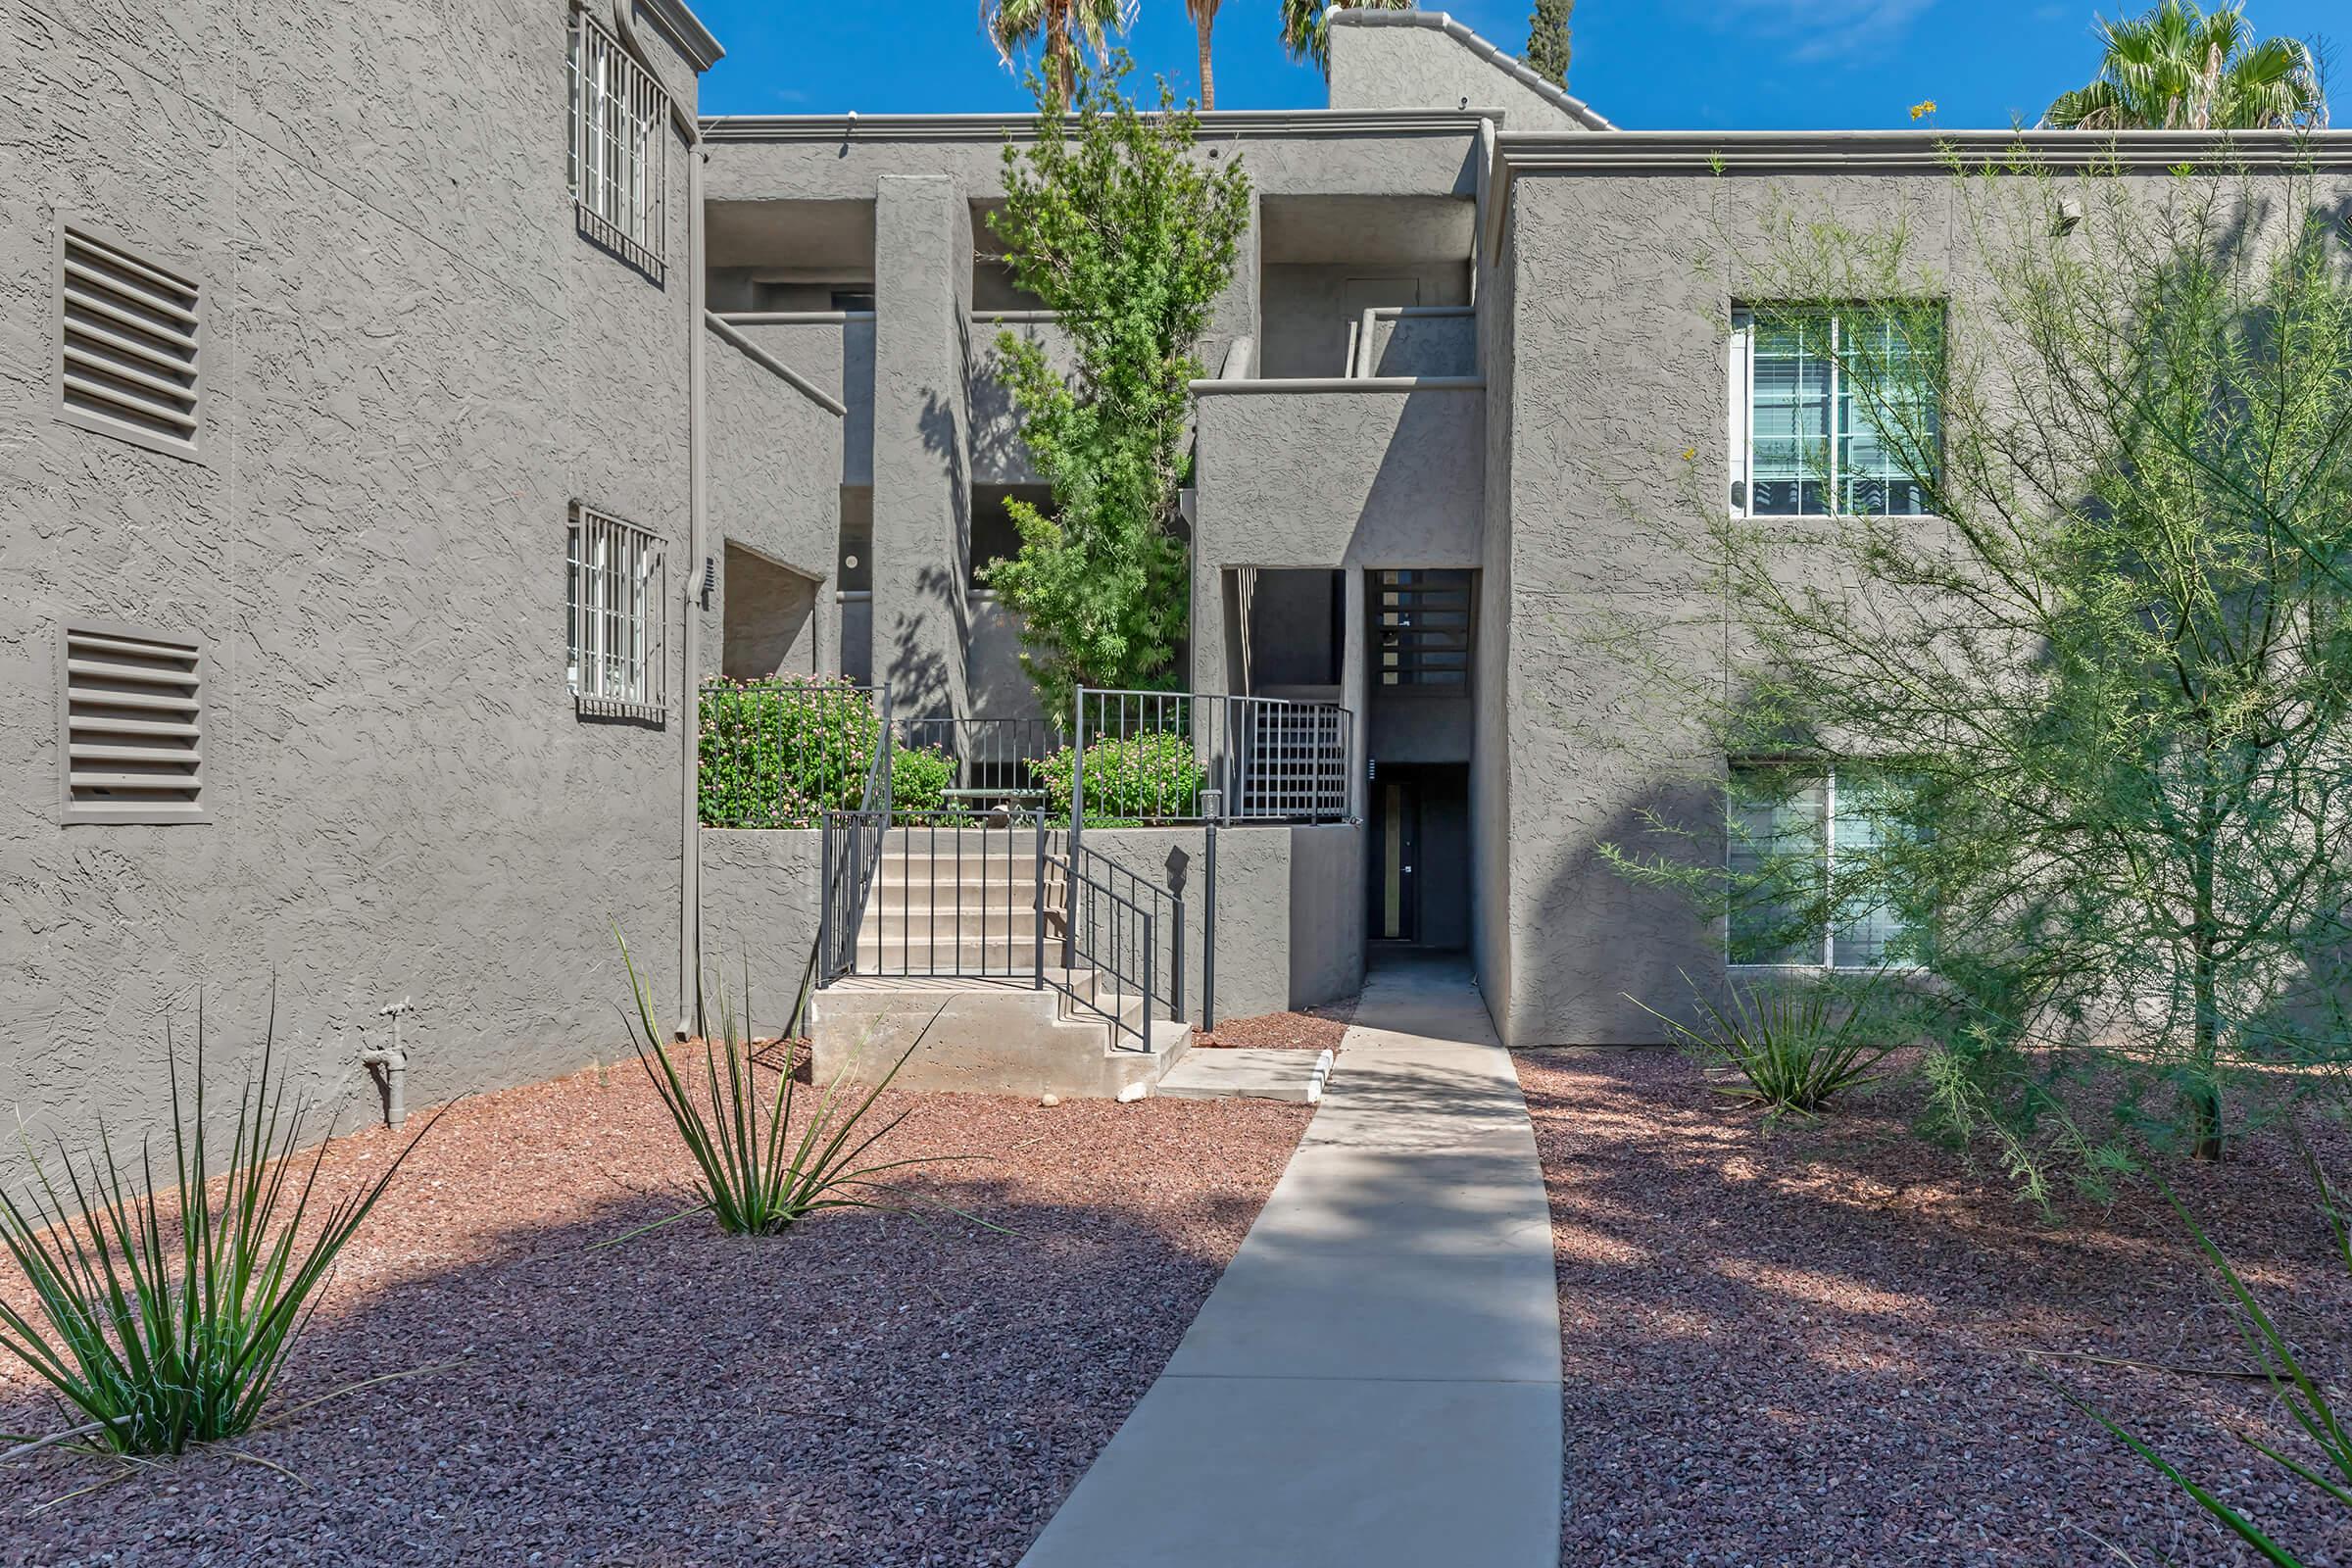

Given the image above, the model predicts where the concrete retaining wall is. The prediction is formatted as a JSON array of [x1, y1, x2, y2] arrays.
[[699, 828, 824, 1040]]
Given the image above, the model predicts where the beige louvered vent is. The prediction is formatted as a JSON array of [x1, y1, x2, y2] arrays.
[[60, 228, 202, 454], [62, 625, 207, 824]]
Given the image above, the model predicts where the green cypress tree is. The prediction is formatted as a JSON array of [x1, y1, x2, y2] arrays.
[[1523, 0, 1572, 87]]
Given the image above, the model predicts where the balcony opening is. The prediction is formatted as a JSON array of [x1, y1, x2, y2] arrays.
[[706, 197, 875, 312], [1230, 567, 1344, 702], [1258, 196, 1475, 378]]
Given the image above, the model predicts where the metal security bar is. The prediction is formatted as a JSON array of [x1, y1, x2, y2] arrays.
[[1070, 688, 1352, 827], [567, 506, 665, 720], [1374, 568, 1472, 687], [567, 9, 667, 278]]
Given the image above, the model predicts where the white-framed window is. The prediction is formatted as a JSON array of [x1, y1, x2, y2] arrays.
[[1729, 306, 1939, 517], [1728, 762, 1918, 968], [567, 10, 667, 278], [567, 505, 667, 720]]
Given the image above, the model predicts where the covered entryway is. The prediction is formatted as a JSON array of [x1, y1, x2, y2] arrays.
[[1368, 761, 1468, 950]]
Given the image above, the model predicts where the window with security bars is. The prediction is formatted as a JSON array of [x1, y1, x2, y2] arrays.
[[59, 226, 203, 457], [1727, 763, 1920, 968], [567, 11, 667, 278], [61, 623, 208, 824], [567, 507, 667, 720], [1374, 569, 1471, 687], [1730, 307, 1939, 516]]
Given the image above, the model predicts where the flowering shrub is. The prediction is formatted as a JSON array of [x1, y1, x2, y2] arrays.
[[1029, 730, 1202, 821], [699, 677, 952, 827]]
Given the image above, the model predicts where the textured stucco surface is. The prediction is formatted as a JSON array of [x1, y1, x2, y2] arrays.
[[698, 828, 823, 1039], [705, 321, 841, 678], [1080, 825, 1365, 1020], [1191, 387, 1482, 705], [1, 0, 705, 1159], [1329, 16, 1601, 132]]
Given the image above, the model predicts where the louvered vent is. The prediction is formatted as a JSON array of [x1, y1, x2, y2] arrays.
[[62, 625, 207, 823], [60, 228, 202, 453]]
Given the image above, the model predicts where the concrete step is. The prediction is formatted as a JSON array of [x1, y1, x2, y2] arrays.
[[1154, 1046, 1335, 1103], [811, 974, 1194, 1099]]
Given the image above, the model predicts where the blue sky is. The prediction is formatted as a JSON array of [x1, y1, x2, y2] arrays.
[[693, 0, 2338, 131]]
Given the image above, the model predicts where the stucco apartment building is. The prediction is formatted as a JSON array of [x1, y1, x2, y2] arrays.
[[9, 1, 2347, 1144]]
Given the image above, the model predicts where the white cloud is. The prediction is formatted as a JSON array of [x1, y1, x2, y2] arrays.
[[1721, 0, 1936, 65]]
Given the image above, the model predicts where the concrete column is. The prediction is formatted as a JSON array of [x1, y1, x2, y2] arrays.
[[871, 175, 972, 719], [1343, 566, 1368, 820]]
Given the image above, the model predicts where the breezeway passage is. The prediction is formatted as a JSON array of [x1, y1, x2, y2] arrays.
[[1019, 953, 1564, 1568]]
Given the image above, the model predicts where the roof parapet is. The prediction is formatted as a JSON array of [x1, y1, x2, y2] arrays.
[[1493, 126, 2352, 174], [634, 0, 723, 73], [1329, 8, 1613, 132]]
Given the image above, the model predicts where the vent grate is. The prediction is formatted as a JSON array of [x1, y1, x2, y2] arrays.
[[60, 228, 202, 452], [62, 624, 207, 823]]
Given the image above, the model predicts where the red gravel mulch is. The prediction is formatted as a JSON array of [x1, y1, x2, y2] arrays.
[[1519, 1048, 2352, 1568], [0, 1065, 1311, 1566], [1195, 993, 1358, 1052]]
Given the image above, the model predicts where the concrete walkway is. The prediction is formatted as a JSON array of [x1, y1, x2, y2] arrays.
[[1019, 953, 1563, 1568]]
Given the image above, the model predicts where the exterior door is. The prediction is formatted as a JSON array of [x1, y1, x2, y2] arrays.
[[1373, 775, 1421, 943]]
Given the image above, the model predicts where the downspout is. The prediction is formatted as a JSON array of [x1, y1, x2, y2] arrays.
[[678, 124, 708, 1036], [603, 0, 712, 1036]]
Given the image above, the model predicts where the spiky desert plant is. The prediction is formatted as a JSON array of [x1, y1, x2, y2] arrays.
[[1632, 974, 1895, 1118], [0, 1004, 429, 1455], [616, 939, 995, 1240], [2056, 1168, 2352, 1563]]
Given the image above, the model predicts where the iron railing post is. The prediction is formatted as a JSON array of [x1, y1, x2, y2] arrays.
[[1032, 808, 1046, 987], [1065, 686, 1085, 969], [1203, 821, 1218, 1030], [819, 810, 834, 983], [1142, 909, 1155, 1048], [1172, 891, 1185, 1026]]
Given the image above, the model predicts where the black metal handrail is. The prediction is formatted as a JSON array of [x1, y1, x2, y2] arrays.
[[1043, 848, 1159, 1052]]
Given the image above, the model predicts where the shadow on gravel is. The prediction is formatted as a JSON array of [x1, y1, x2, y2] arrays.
[[1519, 1049, 2352, 1568], [0, 1077, 1308, 1568]]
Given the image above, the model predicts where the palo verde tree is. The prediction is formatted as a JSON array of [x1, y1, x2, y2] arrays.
[[986, 52, 1250, 716], [1597, 158, 2352, 1192]]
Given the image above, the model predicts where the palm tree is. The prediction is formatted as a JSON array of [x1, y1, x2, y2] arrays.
[[2042, 0, 2325, 130], [986, 0, 1135, 110], [1279, 0, 1413, 77], [1188, 0, 1222, 109]]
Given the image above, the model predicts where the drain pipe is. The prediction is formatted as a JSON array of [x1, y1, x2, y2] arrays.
[[360, 997, 412, 1129], [677, 130, 709, 1037]]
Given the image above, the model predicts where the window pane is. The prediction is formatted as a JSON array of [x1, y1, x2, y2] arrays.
[[1747, 313, 1833, 515], [1728, 765, 1826, 964], [1838, 309, 1939, 516], [1831, 767, 1917, 967]]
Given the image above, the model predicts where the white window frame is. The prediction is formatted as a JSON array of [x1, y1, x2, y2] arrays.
[[567, 505, 667, 721], [567, 9, 667, 279], [1726, 763, 1920, 972], [1728, 306, 1936, 519]]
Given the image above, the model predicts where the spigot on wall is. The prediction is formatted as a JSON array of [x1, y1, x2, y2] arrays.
[[359, 997, 412, 1129]]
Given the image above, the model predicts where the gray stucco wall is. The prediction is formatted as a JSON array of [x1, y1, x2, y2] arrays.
[[1259, 262, 1470, 378], [1327, 13, 1604, 132], [1081, 823, 1364, 1021], [1, 0, 709, 1156], [1192, 385, 1482, 702], [699, 828, 824, 1039], [704, 321, 843, 678]]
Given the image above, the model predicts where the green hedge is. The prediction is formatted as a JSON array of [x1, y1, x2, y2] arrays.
[[699, 678, 951, 827], [1029, 730, 1203, 821]]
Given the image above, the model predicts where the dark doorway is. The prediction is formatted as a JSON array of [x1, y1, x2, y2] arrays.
[[1368, 762, 1468, 950]]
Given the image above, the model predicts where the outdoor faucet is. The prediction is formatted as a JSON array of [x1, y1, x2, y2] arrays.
[[359, 997, 413, 1129]]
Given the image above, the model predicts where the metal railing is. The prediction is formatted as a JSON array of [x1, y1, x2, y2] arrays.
[[1045, 833, 1187, 1031], [1069, 687, 1352, 827], [1043, 847, 1162, 1052], [843, 808, 1045, 982], [894, 714, 1057, 803], [701, 678, 885, 828], [816, 690, 894, 984]]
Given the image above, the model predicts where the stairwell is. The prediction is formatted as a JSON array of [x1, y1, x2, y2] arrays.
[[809, 827, 1198, 1100]]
